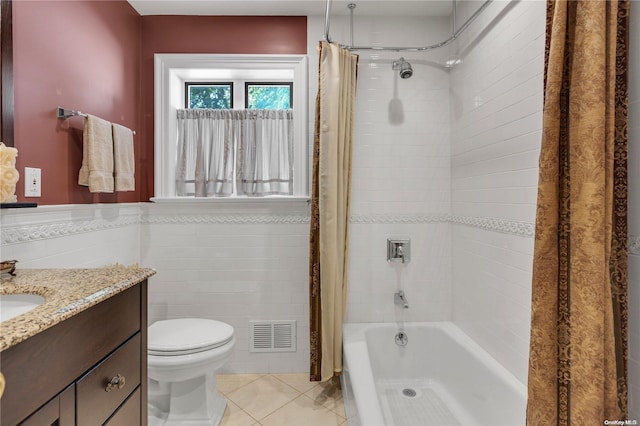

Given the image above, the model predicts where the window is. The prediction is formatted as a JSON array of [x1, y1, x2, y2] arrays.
[[185, 82, 233, 109], [154, 54, 309, 200], [185, 81, 293, 110], [246, 82, 292, 109]]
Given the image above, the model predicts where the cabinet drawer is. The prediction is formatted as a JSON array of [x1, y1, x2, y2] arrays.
[[105, 387, 141, 426], [77, 333, 141, 426]]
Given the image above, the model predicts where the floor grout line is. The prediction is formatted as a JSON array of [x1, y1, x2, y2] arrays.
[[219, 373, 346, 426]]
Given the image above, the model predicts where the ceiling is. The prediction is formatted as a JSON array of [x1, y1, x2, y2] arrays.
[[126, 0, 454, 17]]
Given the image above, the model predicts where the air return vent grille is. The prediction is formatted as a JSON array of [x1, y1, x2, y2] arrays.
[[250, 320, 296, 353]]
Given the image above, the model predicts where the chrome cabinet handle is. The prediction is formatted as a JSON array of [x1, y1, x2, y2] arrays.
[[105, 374, 126, 392]]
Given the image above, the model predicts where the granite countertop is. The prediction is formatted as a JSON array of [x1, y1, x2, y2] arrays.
[[0, 265, 155, 352]]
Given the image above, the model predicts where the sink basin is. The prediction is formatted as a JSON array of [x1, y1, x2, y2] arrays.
[[1, 294, 45, 322]]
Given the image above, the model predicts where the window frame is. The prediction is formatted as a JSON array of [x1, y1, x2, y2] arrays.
[[245, 82, 293, 109], [154, 54, 309, 201], [184, 81, 234, 109]]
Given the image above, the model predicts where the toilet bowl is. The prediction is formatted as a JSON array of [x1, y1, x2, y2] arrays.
[[148, 318, 235, 426]]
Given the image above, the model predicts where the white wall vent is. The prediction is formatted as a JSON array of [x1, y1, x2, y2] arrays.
[[250, 320, 297, 353]]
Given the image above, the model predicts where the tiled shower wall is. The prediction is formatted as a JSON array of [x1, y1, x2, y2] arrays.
[[308, 13, 454, 325], [449, 2, 640, 411], [450, 0, 545, 384]]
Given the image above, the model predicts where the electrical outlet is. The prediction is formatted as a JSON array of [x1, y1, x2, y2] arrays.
[[24, 167, 41, 197]]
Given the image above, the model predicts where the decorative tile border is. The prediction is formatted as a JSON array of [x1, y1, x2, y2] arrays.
[[349, 213, 536, 237], [19, 207, 640, 245], [1, 213, 310, 245], [349, 213, 450, 225], [1, 210, 536, 244], [1, 214, 140, 245], [142, 214, 310, 225], [451, 215, 535, 237]]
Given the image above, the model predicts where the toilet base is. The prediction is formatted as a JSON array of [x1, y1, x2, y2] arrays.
[[148, 373, 227, 426]]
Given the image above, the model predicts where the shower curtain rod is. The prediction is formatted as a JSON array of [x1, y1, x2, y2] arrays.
[[323, 0, 494, 52]]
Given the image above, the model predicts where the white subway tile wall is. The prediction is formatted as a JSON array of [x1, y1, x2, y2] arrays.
[[628, 1, 639, 420], [140, 202, 311, 374], [450, 0, 545, 385], [346, 223, 452, 323], [308, 13, 455, 324], [0, 204, 140, 268]]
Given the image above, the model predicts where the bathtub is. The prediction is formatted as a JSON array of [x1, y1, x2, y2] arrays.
[[341, 322, 526, 426]]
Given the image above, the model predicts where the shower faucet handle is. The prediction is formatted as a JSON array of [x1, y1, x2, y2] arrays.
[[387, 239, 410, 263]]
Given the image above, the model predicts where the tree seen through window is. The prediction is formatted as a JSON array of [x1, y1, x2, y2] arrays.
[[187, 83, 232, 109], [185, 82, 292, 110], [246, 83, 292, 109]]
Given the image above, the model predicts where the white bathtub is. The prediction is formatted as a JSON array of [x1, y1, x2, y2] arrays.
[[341, 322, 526, 426]]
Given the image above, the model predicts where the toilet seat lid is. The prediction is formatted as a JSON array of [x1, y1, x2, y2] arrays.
[[148, 318, 234, 356]]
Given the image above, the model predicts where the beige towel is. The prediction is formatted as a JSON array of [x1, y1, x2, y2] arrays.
[[79, 115, 114, 192], [112, 123, 135, 191]]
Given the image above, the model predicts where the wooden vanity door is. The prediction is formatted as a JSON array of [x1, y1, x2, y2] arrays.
[[19, 384, 75, 426]]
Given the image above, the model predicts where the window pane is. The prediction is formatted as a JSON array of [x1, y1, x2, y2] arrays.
[[187, 83, 232, 109], [246, 83, 292, 109]]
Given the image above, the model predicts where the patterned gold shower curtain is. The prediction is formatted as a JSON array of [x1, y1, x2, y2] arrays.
[[527, 1, 629, 424], [309, 41, 358, 382]]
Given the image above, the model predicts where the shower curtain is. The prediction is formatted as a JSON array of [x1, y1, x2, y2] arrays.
[[527, 0, 629, 424], [309, 41, 358, 382]]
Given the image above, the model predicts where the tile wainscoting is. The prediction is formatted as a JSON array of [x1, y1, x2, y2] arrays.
[[2, 203, 637, 378], [6, 204, 639, 271], [2, 206, 564, 245], [0, 204, 141, 268]]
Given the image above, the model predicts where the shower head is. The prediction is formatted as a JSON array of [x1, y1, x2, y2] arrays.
[[392, 57, 413, 79]]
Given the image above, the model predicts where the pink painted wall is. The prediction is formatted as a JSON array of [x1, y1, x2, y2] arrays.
[[13, 0, 141, 204], [12, 3, 307, 205]]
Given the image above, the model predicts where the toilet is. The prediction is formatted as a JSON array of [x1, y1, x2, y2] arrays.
[[147, 318, 235, 426]]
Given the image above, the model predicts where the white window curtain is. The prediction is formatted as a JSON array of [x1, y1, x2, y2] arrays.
[[175, 109, 293, 197], [176, 109, 234, 197], [236, 109, 293, 196]]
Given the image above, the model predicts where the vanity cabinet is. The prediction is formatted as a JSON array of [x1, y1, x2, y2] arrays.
[[19, 384, 75, 426], [0, 280, 148, 426]]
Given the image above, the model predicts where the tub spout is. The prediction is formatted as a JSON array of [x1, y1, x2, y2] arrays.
[[394, 290, 409, 308]]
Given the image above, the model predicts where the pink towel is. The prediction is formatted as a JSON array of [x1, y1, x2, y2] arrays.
[[112, 123, 135, 191], [79, 115, 114, 193]]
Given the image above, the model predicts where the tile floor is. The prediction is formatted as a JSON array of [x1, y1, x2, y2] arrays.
[[218, 373, 347, 426]]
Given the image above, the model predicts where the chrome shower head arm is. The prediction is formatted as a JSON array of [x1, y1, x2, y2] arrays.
[[392, 58, 406, 70], [392, 58, 413, 79]]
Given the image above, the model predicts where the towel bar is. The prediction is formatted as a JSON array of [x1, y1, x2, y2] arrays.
[[57, 107, 87, 119], [57, 107, 136, 135]]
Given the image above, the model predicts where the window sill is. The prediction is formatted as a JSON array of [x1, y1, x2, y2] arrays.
[[150, 196, 310, 204], [146, 196, 311, 217]]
